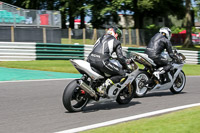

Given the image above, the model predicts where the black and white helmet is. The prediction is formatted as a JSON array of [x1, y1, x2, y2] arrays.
[[159, 27, 172, 40]]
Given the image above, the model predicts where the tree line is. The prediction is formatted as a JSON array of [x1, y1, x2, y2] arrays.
[[2, 0, 186, 28], [2, 0, 194, 47]]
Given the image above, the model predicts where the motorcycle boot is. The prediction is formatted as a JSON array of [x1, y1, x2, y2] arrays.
[[144, 78, 154, 89], [97, 78, 114, 97], [161, 64, 173, 84], [162, 73, 171, 84], [153, 67, 165, 83]]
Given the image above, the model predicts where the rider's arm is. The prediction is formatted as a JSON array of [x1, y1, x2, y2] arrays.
[[165, 40, 177, 60], [116, 44, 128, 69]]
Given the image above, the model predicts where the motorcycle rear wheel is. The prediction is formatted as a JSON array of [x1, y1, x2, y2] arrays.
[[116, 84, 135, 104], [133, 71, 149, 98], [62, 79, 90, 112], [170, 70, 186, 94]]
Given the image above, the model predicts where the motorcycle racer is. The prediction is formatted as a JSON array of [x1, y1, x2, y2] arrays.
[[145, 27, 177, 83], [87, 26, 129, 95]]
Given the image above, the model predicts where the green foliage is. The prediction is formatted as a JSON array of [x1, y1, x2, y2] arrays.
[[170, 26, 200, 34], [193, 0, 200, 22], [192, 27, 200, 33], [146, 24, 160, 30], [170, 26, 185, 34], [137, 0, 159, 11], [90, 0, 126, 28], [3, 0, 187, 29]]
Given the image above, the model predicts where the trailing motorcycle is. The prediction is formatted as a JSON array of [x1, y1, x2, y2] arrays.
[[62, 58, 139, 112], [132, 49, 186, 97]]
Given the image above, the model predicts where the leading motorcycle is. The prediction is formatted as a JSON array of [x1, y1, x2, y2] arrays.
[[62, 58, 139, 112], [131, 49, 186, 97]]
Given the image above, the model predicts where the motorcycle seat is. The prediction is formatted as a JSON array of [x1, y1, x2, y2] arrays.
[[91, 67, 111, 78], [91, 67, 105, 77]]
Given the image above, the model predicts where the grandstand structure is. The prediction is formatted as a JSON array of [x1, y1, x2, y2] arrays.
[[0, 1, 61, 28]]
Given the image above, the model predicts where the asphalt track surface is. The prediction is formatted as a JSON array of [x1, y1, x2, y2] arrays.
[[0, 76, 200, 133]]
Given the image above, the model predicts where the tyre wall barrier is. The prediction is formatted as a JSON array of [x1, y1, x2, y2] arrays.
[[0, 42, 199, 64]]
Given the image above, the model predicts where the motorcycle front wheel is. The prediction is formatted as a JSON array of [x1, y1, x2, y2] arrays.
[[116, 83, 135, 104], [170, 70, 186, 94], [133, 71, 149, 98], [62, 79, 90, 112]]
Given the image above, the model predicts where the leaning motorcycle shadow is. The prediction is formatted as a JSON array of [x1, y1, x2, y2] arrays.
[[143, 91, 187, 98], [82, 101, 141, 113]]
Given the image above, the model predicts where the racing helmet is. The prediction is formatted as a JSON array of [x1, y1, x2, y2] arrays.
[[107, 26, 122, 40], [159, 27, 172, 40]]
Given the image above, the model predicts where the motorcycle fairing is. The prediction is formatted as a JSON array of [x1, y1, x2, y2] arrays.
[[133, 52, 157, 67], [70, 59, 104, 80], [150, 63, 184, 91], [107, 67, 139, 98]]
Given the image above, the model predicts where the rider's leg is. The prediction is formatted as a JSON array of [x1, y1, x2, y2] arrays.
[[162, 63, 173, 83], [152, 57, 172, 83], [97, 60, 126, 95], [97, 78, 114, 95], [163, 63, 173, 72]]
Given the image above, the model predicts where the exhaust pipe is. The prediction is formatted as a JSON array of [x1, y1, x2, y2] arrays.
[[78, 80, 97, 99]]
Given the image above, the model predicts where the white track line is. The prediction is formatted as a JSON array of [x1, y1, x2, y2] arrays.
[[55, 103, 200, 133]]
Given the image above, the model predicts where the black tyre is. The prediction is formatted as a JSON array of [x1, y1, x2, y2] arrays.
[[62, 79, 90, 112], [116, 84, 135, 104], [170, 70, 186, 94], [133, 71, 149, 98]]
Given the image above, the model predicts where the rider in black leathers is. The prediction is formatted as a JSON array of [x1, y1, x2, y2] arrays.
[[145, 27, 177, 82], [88, 27, 129, 95]]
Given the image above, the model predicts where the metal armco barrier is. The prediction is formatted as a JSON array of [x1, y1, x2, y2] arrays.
[[0, 42, 199, 64], [127, 48, 200, 64], [0, 42, 36, 61], [178, 50, 200, 64]]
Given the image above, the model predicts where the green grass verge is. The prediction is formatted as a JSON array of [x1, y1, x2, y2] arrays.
[[0, 60, 200, 76], [182, 64, 200, 76], [61, 38, 95, 45], [175, 45, 200, 51], [83, 106, 200, 133], [61, 38, 140, 47], [61, 38, 200, 50], [0, 60, 79, 73]]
